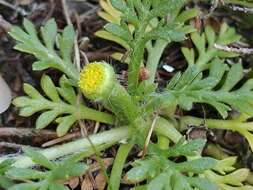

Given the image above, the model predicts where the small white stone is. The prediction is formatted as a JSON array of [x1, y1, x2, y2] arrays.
[[163, 65, 175, 73], [0, 75, 12, 114]]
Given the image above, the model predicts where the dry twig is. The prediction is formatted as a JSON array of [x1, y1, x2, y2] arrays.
[[214, 44, 253, 55]]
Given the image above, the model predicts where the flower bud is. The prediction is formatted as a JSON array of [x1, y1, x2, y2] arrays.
[[79, 62, 116, 101], [79, 61, 139, 123]]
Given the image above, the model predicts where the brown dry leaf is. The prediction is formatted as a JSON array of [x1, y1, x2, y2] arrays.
[[89, 158, 114, 172], [81, 176, 94, 190], [68, 177, 79, 190], [95, 172, 106, 190]]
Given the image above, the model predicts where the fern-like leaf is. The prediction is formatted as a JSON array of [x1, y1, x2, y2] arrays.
[[12, 75, 114, 136], [165, 59, 253, 118], [9, 19, 79, 84], [181, 23, 241, 69]]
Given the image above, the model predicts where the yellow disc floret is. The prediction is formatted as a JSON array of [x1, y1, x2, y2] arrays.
[[79, 62, 116, 100], [79, 63, 104, 95]]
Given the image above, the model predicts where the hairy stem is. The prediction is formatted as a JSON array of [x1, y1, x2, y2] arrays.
[[180, 116, 253, 132], [157, 135, 170, 150], [179, 116, 253, 151], [108, 143, 134, 190], [78, 105, 115, 125], [155, 117, 182, 143], [0, 117, 181, 169], [0, 127, 130, 168], [128, 41, 146, 94], [180, 116, 238, 131]]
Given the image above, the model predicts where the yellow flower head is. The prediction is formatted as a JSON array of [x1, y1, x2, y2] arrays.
[[79, 62, 116, 100]]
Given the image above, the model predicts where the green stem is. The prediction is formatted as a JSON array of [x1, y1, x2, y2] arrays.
[[157, 135, 170, 150], [179, 116, 253, 151], [155, 117, 182, 143], [0, 127, 130, 168], [79, 105, 115, 125], [108, 143, 134, 190], [180, 116, 238, 131], [146, 39, 168, 84], [0, 117, 181, 169], [103, 83, 140, 123], [128, 41, 146, 94]]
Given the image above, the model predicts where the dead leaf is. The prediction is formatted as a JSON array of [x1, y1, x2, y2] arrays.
[[95, 172, 106, 190], [89, 158, 114, 172], [68, 177, 79, 190], [81, 176, 94, 190]]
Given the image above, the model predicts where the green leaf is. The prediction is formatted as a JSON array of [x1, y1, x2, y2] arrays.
[[23, 18, 38, 40], [176, 8, 199, 23], [213, 157, 237, 175], [6, 168, 46, 180], [9, 19, 79, 82], [8, 183, 40, 190], [41, 19, 57, 50], [172, 172, 192, 190], [167, 138, 206, 157], [36, 110, 60, 129], [59, 25, 75, 63], [151, 0, 187, 17], [23, 83, 44, 99], [23, 147, 56, 169], [32, 61, 61, 71], [110, 0, 127, 11], [177, 94, 194, 110], [187, 177, 218, 190], [104, 23, 132, 42], [0, 159, 14, 174], [95, 30, 130, 49], [182, 24, 241, 68], [174, 157, 217, 173], [50, 163, 87, 181], [8, 26, 29, 42], [181, 48, 195, 66], [56, 115, 76, 137], [126, 159, 159, 183], [205, 26, 216, 47], [57, 76, 77, 104], [41, 75, 61, 102], [221, 63, 243, 91], [217, 23, 241, 45], [38, 181, 49, 190], [147, 22, 189, 43], [0, 175, 14, 189], [147, 172, 172, 190], [19, 106, 45, 117], [223, 168, 249, 186], [165, 59, 253, 118], [48, 183, 69, 190]]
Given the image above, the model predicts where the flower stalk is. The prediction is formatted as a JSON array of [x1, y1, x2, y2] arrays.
[[180, 116, 253, 150]]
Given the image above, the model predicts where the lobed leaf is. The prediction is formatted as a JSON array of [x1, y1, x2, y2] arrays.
[[23, 147, 56, 170]]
